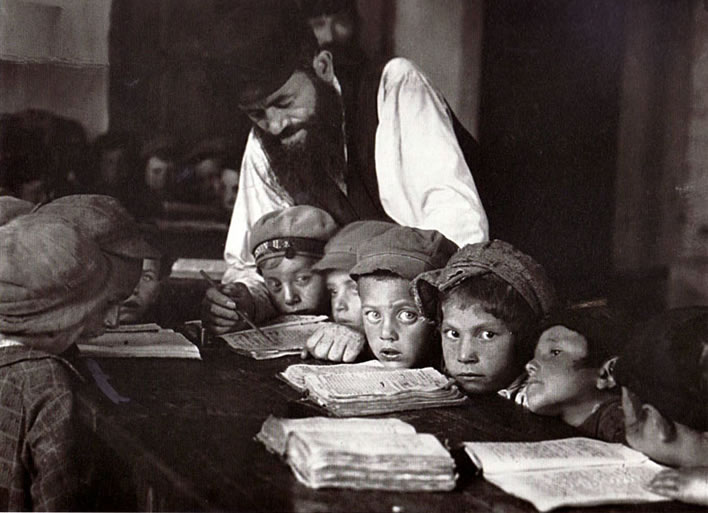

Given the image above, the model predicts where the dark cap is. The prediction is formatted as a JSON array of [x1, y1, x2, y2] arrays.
[[311, 220, 395, 272], [205, 0, 317, 105], [412, 240, 557, 320], [0, 196, 33, 225], [614, 306, 708, 431], [249, 206, 338, 266], [36, 195, 160, 260], [350, 226, 458, 282]]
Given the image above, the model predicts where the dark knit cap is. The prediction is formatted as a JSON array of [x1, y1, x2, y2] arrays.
[[614, 307, 708, 431], [350, 226, 458, 282], [36, 194, 160, 260], [311, 220, 395, 272], [204, 0, 317, 105], [250, 206, 338, 266], [0, 214, 112, 335], [412, 240, 557, 320]]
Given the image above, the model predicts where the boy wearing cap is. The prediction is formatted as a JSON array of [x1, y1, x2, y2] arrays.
[[0, 215, 141, 511], [413, 240, 557, 394], [241, 206, 337, 323], [524, 305, 627, 443], [349, 226, 457, 369], [203, 0, 488, 335], [613, 307, 708, 506], [303, 220, 394, 361]]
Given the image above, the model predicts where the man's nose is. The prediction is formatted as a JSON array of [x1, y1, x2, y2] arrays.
[[458, 338, 479, 363], [265, 109, 288, 136], [283, 284, 300, 305]]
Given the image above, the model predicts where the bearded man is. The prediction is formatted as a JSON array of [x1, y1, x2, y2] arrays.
[[203, 0, 488, 336]]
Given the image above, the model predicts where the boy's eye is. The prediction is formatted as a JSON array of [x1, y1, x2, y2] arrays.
[[442, 328, 460, 340], [479, 330, 496, 341], [327, 287, 337, 297], [550, 349, 562, 356], [295, 275, 312, 285], [266, 280, 282, 292], [363, 311, 381, 323], [397, 310, 418, 324]]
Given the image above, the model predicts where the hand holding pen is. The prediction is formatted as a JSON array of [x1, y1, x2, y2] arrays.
[[200, 271, 258, 335]]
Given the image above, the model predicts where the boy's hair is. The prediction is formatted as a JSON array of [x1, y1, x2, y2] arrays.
[[536, 305, 627, 370], [440, 274, 537, 361]]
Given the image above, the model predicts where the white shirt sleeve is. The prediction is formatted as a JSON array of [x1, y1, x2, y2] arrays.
[[374, 58, 489, 246], [222, 130, 292, 320]]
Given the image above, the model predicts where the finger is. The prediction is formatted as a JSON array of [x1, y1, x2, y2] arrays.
[[342, 337, 365, 362], [305, 330, 325, 352], [327, 337, 348, 362], [621, 387, 642, 427], [206, 287, 237, 309], [312, 338, 335, 360], [208, 303, 241, 321], [221, 282, 250, 300]]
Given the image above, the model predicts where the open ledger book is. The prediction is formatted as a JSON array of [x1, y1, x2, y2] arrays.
[[219, 315, 328, 359], [280, 363, 467, 416], [256, 416, 456, 491], [78, 324, 201, 359], [464, 437, 669, 512]]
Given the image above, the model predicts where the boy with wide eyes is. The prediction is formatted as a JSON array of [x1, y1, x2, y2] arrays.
[[240, 206, 338, 323], [349, 226, 458, 369], [613, 307, 708, 506], [413, 240, 557, 394], [524, 306, 627, 442], [303, 220, 395, 361]]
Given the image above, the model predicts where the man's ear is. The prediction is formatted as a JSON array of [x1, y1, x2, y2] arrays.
[[312, 50, 335, 83], [596, 356, 618, 390]]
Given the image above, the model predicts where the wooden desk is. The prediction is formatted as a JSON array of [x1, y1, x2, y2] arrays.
[[76, 347, 699, 512]]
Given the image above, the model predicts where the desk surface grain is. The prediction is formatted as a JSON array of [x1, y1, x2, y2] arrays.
[[76, 345, 700, 513]]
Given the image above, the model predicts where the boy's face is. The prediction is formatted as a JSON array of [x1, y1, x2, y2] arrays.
[[359, 275, 433, 368], [119, 258, 162, 324], [262, 255, 327, 315], [145, 156, 173, 191], [621, 387, 708, 467], [326, 269, 362, 330], [441, 302, 517, 393], [525, 325, 600, 416]]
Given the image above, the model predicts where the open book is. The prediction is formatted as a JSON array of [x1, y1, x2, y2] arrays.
[[257, 416, 456, 491], [464, 437, 669, 511], [78, 326, 201, 359], [219, 315, 328, 359], [281, 363, 467, 416]]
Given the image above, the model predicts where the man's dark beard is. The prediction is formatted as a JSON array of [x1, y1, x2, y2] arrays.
[[254, 73, 351, 219]]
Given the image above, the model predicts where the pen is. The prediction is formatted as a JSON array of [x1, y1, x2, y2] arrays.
[[199, 270, 276, 345]]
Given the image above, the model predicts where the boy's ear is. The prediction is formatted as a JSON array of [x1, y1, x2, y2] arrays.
[[312, 50, 335, 83], [596, 356, 618, 390]]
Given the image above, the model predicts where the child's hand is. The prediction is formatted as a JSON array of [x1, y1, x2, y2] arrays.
[[302, 323, 366, 362], [201, 283, 255, 335], [646, 467, 708, 506]]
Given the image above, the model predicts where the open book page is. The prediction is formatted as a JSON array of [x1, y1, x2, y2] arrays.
[[464, 437, 649, 475], [303, 367, 454, 400], [280, 360, 386, 392], [484, 460, 668, 512], [256, 415, 416, 456], [220, 315, 328, 359], [78, 329, 201, 359]]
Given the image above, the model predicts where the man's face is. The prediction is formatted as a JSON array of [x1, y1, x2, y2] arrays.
[[326, 269, 362, 330], [240, 70, 319, 149], [441, 301, 517, 393], [119, 258, 162, 324], [261, 255, 327, 315], [145, 156, 173, 192], [359, 276, 433, 369], [525, 326, 599, 416]]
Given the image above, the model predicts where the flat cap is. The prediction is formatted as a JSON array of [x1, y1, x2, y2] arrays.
[[412, 240, 557, 320], [614, 306, 708, 431], [311, 220, 395, 272], [250, 205, 338, 266], [350, 226, 458, 282], [0, 196, 33, 225], [36, 194, 160, 260]]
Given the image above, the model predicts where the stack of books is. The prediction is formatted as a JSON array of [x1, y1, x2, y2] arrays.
[[464, 437, 669, 511], [257, 416, 457, 491], [280, 363, 467, 416], [220, 315, 329, 359], [78, 324, 201, 359]]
